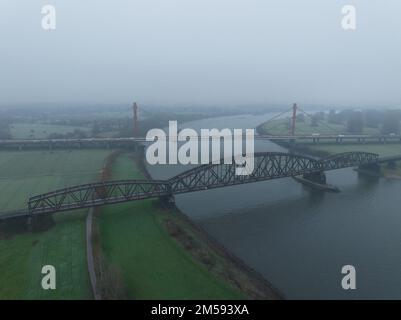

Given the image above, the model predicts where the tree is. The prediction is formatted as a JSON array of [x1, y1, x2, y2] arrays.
[[328, 110, 342, 124], [364, 110, 382, 128], [92, 121, 100, 135], [381, 111, 401, 135], [315, 112, 325, 121], [346, 112, 364, 134], [310, 116, 319, 127], [0, 130, 11, 139], [71, 129, 87, 139]]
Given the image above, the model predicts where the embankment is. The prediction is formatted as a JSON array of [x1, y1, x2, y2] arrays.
[[136, 152, 283, 299], [92, 150, 283, 299]]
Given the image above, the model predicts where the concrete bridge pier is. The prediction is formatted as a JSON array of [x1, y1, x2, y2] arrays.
[[159, 194, 175, 208], [386, 161, 397, 170], [358, 162, 381, 176], [303, 171, 327, 184], [294, 171, 340, 192], [26, 215, 33, 232], [26, 213, 54, 232], [132, 143, 145, 153]]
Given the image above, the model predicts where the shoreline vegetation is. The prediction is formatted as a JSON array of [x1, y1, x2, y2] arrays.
[[92, 150, 283, 300]]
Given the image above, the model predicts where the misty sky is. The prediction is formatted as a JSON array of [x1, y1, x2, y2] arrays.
[[0, 0, 400, 107]]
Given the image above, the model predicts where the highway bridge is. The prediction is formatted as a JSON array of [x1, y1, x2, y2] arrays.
[[1, 134, 401, 150], [0, 151, 397, 221]]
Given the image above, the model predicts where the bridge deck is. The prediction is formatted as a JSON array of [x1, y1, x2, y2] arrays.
[[0, 209, 30, 221], [0, 134, 401, 147]]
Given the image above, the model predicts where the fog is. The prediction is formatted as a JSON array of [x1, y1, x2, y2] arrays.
[[0, 0, 400, 107]]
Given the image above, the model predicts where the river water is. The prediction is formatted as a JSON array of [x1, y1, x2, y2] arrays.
[[145, 113, 401, 299]]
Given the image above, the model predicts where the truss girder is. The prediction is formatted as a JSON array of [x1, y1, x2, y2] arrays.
[[28, 152, 379, 215]]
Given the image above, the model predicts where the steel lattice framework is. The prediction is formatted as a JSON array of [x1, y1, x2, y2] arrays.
[[319, 152, 379, 170], [169, 152, 322, 194], [28, 152, 379, 215], [28, 180, 170, 214]]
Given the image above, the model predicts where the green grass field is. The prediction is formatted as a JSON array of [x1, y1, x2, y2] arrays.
[[308, 143, 401, 176], [0, 149, 113, 299], [9, 123, 90, 139], [260, 117, 401, 158], [0, 150, 109, 211], [262, 118, 379, 136], [308, 144, 401, 157], [98, 154, 244, 299], [0, 212, 89, 299]]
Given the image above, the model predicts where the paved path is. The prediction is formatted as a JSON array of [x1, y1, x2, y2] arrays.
[[86, 208, 101, 300]]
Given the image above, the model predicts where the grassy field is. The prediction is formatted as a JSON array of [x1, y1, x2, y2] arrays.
[[0, 149, 112, 299], [0, 150, 109, 211], [308, 144, 401, 177], [0, 212, 89, 299], [260, 117, 401, 160], [9, 123, 90, 139], [98, 153, 245, 299], [308, 144, 401, 157], [261, 118, 379, 136]]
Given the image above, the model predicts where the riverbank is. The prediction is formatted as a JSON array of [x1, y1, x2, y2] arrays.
[[138, 152, 283, 299], [93, 151, 282, 299]]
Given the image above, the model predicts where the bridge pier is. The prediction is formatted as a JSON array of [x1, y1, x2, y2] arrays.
[[358, 162, 381, 176], [26, 213, 55, 232], [26, 215, 33, 232], [303, 171, 327, 184], [294, 171, 339, 192], [386, 161, 397, 170], [132, 143, 145, 153], [159, 194, 175, 208]]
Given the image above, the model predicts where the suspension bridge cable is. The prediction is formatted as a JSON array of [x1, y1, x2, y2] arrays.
[[262, 107, 294, 125]]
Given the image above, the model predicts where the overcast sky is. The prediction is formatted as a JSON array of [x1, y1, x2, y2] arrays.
[[0, 0, 400, 107]]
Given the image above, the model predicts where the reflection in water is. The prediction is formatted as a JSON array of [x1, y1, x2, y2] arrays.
[[306, 189, 326, 207], [145, 113, 401, 299]]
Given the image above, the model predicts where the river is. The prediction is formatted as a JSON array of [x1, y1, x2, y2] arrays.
[[145, 113, 401, 299]]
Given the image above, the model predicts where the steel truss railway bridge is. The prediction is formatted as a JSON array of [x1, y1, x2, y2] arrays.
[[0, 151, 389, 218]]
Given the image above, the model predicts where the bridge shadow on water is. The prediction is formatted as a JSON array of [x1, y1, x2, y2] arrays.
[[354, 171, 381, 194]]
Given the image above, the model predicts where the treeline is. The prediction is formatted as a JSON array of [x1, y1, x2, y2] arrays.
[[0, 116, 11, 139], [117, 113, 212, 137], [305, 109, 401, 135], [47, 129, 88, 139]]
